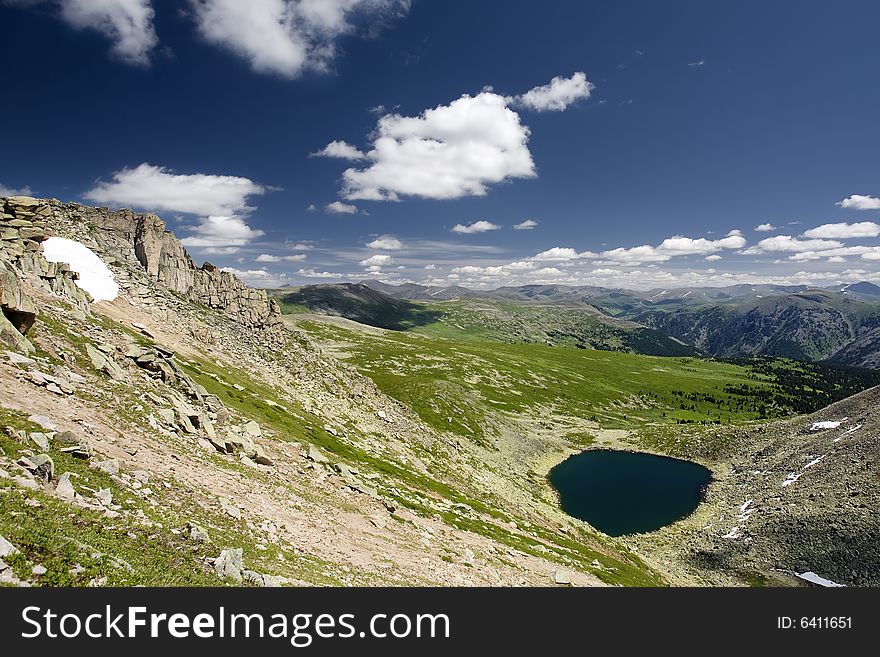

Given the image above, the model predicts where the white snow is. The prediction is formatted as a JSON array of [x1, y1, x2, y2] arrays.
[[802, 456, 825, 470], [810, 420, 844, 431], [796, 571, 846, 588], [782, 472, 802, 487], [41, 237, 118, 302], [722, 527, 741, 539], [835, 424, 862, 442]]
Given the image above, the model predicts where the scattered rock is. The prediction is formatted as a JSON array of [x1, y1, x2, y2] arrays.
[[27, 415, 57, 431], [6, 351, 36, 367], [553, 570, 572, 586], [219, 499, 242, 519], [307, 444, 329, 464], [242, 420, 262, 438], [31, 564, 47, 576], [55, 472, 77, 501], [0, 534, 19, 558], [214, 548, 244, 583], [187, 523, 210, 543], [93, 459, 119, 476]]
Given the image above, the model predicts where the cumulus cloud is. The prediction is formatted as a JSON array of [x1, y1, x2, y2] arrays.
[[705, 254, 722, 261], [532, 247, 587, 262], [84, 163, 266, 216], [837, 194, 880, 211], [83, 163, 268, 250], [514, 72, 593, 112], [366, 235, 403, 250], [189, 0, 410, 78], [754, 223, 777, 232], [180, 216, 265, 249], [6, 0, 158, 66], [741, 235, 843, 254], [788, 246, 880, 262], [339, 91, 536, 201], [0, 183, 33, 196], [598, 230, 746, 264], [803, 221, 880, 239], [451, 220, 501, 234], [513, 218, 538, 230], [359, 254, 393, 267], [325, 201, 358, 214], [310, 140, 367, 160]]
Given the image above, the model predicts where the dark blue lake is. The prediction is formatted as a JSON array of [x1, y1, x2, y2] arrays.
[[549, 449, 712, 537]]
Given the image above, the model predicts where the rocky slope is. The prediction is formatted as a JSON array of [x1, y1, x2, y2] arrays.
[[1, 196, 658, 588], [626, 388, 880, 586]]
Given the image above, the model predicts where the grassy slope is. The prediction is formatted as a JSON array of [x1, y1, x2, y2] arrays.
[[297, 319, 880, 446]]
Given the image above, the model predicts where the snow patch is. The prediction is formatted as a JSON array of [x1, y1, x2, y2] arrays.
[[810, 420, 844, 431], [41, 237, 119, 303], [835, 424, 862, 442], [796, 571, 846, 588]]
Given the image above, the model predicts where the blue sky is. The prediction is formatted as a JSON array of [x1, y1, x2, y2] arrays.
[[2, 0, 879, 290]]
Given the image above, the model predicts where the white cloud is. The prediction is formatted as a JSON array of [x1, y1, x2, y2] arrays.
[[307, 203, 317, 212], [296, 267, 345, 278], [84, 163, 266, 217], [741, 235, 843, 254], [286, 241, 313, 250], [325, 200, 358, 214], [532, 247, 585, 261], [359, 254, 393, 267], [598, 231, 746, 264], [688, 59, 705, 67], [83, 163, 269, 250], [310, 140, 367, 160], [754, 223, 777, 232], [424, 264, 436, 270], [803, 221, 880, 239], [837, 194, 880, 211], [41, 236, 119, 302], [256, 253, 307, 262], [0, 183, 33, 196], [189, 0, 410, 78], [7, 0, 158, 66], [366, 235, 403, 250], [451, 220, 501, 234], [503, 260, 537, 271], [513, 218, 538, 230], [180, 215, 265, 249], [515, 72, 593, 112], [705, 255, 722, 261], [340, 91, 536, 201], [788, 245, 880, 262]]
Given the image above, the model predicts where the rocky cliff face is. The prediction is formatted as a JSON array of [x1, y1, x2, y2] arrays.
[[0, 196, 280, 354]]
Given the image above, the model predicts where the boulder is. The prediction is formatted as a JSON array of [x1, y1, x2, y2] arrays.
[[307, 444, 329, 464], [214, 548, 244, 583], [54, 472, 77, 501], [0, 535, 19, 558]]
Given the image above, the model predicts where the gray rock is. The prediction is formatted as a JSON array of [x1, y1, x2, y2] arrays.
[[553, 570, 572, 585], [214, 548, 244, 583], [0, 534, 19, 558], [93, 459, 119, 476], [187, 523, 210, 543], [55, 472, 77, 500], [28, 432, 50, 451], [307, 444, 329, 464], [27, 415, 57, 431], [5, 351, 36, 367], [242, 420, 262, 438]]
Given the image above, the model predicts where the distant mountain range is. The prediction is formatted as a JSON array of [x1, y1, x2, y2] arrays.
[[274, 280, 880, 368]]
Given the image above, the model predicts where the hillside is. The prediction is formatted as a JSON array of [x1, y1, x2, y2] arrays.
[[0, 196, 665, 588], [277, 284, 698, 357], [275, 283, 441, 330], [634, 291, 880, 366], [630, 387, 880, 586]]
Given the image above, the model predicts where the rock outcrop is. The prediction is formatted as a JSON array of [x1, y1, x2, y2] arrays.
[[0, 196, 281, 347]]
